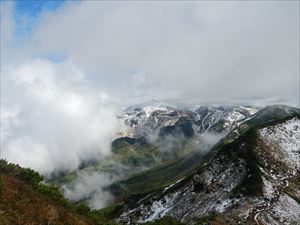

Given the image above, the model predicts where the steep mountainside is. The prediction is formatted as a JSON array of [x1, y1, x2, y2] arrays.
[[53, 104, 257, 185], [122, 104, 259, 137], [116, 106, 300, 225], [0, 105, 299, 225], [51, 105, 258, 193]]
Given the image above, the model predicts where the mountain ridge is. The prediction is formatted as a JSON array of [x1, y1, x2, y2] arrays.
[[1, 104, 299, 225]]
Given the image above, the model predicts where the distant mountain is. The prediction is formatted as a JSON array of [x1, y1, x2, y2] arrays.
[[52, 104, 260, 188], [122, 104, 259, 136], [1, 104, 299, 225], [116, 105, 300, 224]]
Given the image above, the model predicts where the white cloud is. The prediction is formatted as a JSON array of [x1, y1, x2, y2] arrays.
[[8, 1, 297, 106], [0, 2, 298, 208], [2, 1, 299, 106], [1, 59, 125, 176], [0, 1, 299, 174], [63, 171, 115, 209]]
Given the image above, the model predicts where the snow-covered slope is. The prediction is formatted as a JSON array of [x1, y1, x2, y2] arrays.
[[259, 117, 300, 173], [121, 104, 259, 138], [117, 108, 300, 225]]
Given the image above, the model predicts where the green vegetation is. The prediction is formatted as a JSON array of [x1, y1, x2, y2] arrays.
[[52, 172, 78, 185], [109, 150, 208, 201], [0, 159, 43, 186], [237, 130, 263, 196], [0, 159, 70, 206], [195, 212, 217, 225], [0, 178, 4, 193], [112, 140, 160, 168], [0, 159, 122, 225], [75, 203, 122, 225], [143, 216, 186, 225], [35, 183, 71, 207]]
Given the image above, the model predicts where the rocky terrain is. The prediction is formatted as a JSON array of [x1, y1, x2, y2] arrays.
[[121, 104, 259, 137], [1, 104, 298, 225], [116, 105, 300, 225]]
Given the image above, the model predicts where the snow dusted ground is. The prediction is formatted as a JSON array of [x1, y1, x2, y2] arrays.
[[116, 106, 300, 225], [259, 117, 300, 173], [272, 194, 300, 224], [119, 155, 247, 224], [121, 105, 259, 138], [253, 117, 300, 225]]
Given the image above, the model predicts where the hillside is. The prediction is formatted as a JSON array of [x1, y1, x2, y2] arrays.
[[1, 105, 299, 225], [0, 160, 186, 225], [116, 106, 300, 224], [0, 160, 121, 225], [51, 105, 259, 197]]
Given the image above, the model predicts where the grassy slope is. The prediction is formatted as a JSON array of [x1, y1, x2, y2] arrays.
[[0, 160, 121, 225], [0, 160, 185, 225]]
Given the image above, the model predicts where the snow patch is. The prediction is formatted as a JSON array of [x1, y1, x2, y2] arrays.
[[272, 194, 300, 224], [259, 117, 300, 172]]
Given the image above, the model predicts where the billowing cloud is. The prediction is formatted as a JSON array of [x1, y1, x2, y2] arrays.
[[0, 1, 299, 209], [2, 1, 299, 105], [1, 0, 299, 173], [1, 59, 125, 176], [63, 171, 116, 209]]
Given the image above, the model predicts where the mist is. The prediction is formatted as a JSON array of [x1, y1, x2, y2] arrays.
[[0, 0, 299, 212], [62, 171, 116, 209], [1, 59, 125, 176], [192, 132, 224, 154]]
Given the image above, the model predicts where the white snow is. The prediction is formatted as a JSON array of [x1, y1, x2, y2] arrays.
[[262, 177, 275, 199], [272, 194, 300, 224], [240, 106, 259, 116], [163, 178, 184, 192], [259, 117, 300, 172], [215, 198, 232, 213], [138, 192, 179, 223]]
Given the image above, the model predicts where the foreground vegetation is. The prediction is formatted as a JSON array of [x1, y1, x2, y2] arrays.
[[0, 159, 119, 225], [0, 159, 188, 225]]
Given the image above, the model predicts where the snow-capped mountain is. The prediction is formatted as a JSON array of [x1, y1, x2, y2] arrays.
[[46, 104, 299, 225], [116, 105, 300, 225], [121, 103, 259, 138]]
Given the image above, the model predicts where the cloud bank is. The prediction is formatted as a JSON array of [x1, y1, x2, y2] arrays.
[[2, 1, 299, 106], [1, 59, 124, 176], [0, 0, 299, 208], [63, 171, 116, 209]]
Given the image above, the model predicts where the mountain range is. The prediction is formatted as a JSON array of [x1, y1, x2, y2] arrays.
[[0, 103, 299, 225]]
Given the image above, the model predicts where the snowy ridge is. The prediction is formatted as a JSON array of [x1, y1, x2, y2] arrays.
[[259, 117, 300, 173], [121, 104, 259, 137], [117, 109, 300, 225]]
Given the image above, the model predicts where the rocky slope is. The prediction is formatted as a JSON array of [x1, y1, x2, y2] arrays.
[[116, 105, 300, 225], [1, 104, 299, 225], [121, 104, 259, 137], [52, 105, 259, 194]]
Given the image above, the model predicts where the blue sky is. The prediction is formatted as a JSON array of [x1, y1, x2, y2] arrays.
[[13, 0, 65, 36], [12, 0, 67, 62]]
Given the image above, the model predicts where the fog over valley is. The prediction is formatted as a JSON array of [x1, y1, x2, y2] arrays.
[[0, 1, 299, 224]]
